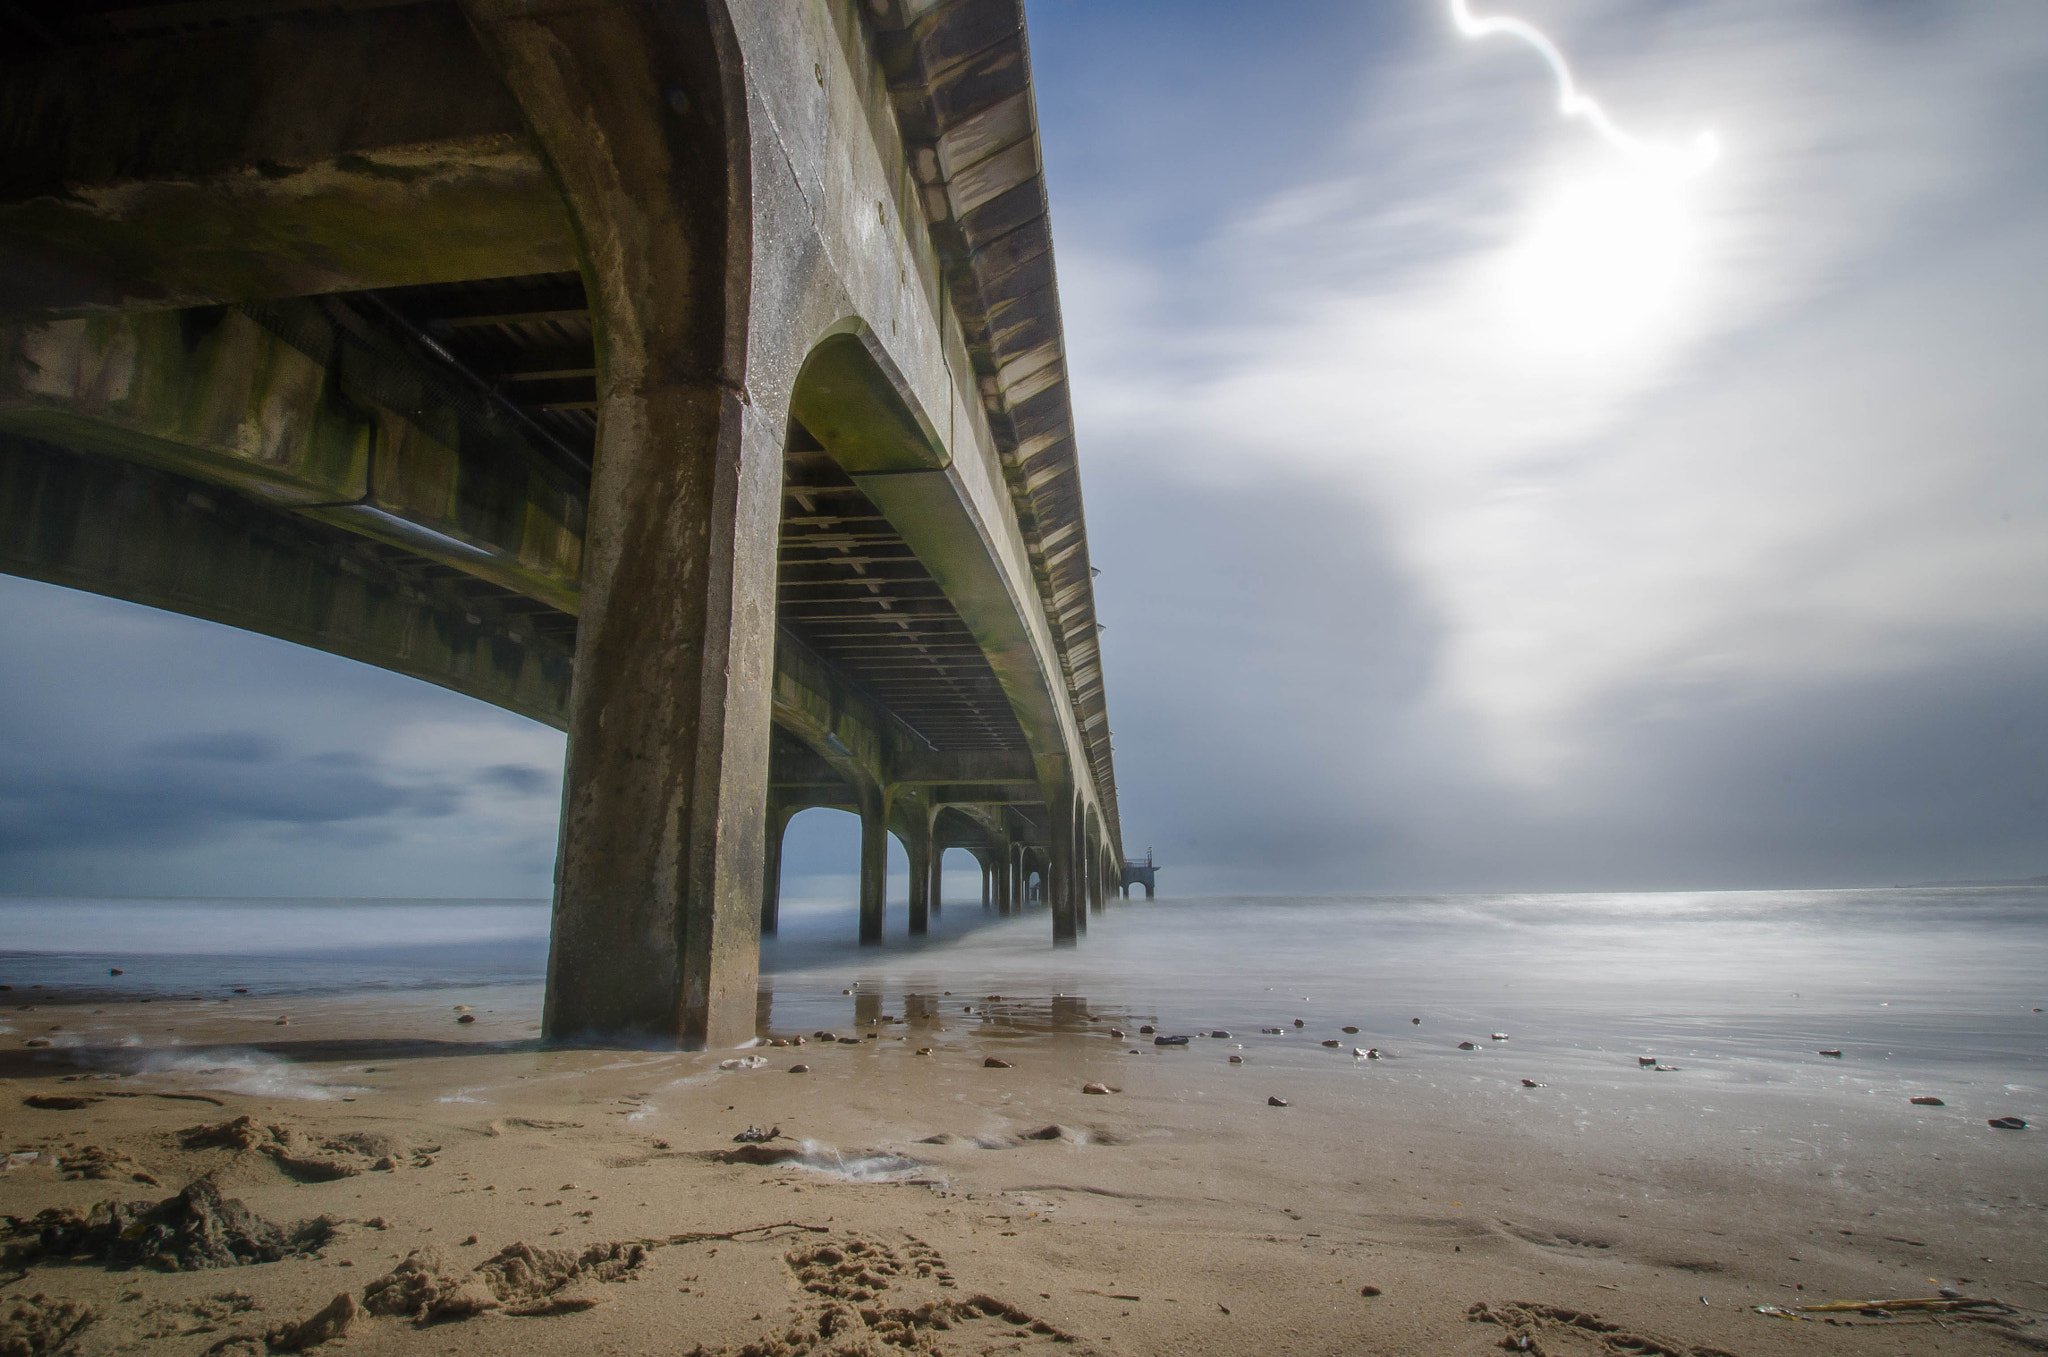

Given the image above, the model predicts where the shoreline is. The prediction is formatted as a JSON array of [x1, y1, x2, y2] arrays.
[[5, 987, 2044, 1355]]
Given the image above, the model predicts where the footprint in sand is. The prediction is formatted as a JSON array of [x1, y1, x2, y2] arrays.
[[1468, 1300, 1735, 1357], [687, 1233, 1111, 1356]]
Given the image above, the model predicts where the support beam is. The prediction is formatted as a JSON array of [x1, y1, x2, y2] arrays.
[[0, 433, 574, 726]]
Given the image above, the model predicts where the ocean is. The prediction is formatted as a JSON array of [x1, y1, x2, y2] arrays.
[[3, 887, 2043, 1125]]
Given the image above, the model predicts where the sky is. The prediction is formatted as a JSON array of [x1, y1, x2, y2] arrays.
[[3, 0, 2045, 898]]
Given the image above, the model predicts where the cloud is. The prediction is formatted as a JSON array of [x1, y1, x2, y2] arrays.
[[144, 732, 280, 763], [0, 576, 564, 896], [478, 764, 553, 797], [1047, 0, 2048, 887]]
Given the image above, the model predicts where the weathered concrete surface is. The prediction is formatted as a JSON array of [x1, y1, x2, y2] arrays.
[[0, 306, 585, 612], [0, 4, 575, 314]]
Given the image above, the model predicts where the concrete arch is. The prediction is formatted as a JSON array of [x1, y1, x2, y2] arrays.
[[787, 320, 1069, 771]]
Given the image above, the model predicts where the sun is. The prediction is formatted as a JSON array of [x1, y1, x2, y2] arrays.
[[1490, 167, 1706, 362]]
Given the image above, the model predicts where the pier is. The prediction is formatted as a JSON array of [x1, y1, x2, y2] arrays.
[[0, 0, 1125, 1047]]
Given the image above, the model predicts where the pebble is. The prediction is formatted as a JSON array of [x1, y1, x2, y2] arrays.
[[1108, 1028, 1126, 1039], [1819, 1049, 1843, 1058], [1267, 1096, 1288, 1107], [456, 1014, 476, 1025], [1491, 1033, 1509, 1041], [984, 1057, 1013, 1069], [1341, 1026, 1359, 1034], [1910, 1096, 1945, 1106], [275, 1017, 289, 1026], [109, 968, 123, 976], [916, 1047, 935, 1056], [1360, 1286, 1382, 1297], [1521, 1079, 1545, 1088], [1261, 1027, 1282, 1035], [1082, 1083, 1113, 1095], [1229, 1055, 1243, 1064], [1987, 1116, 2027, 1130], [1457, 1041, 1476, 1051], [837, 1037, 861, 1045], [1292, 1019, 1304, 1028], [788, 1064, 809, 1074], [1410, 1018, 1421, 1025], [1321, 1039, 1341, 1048], [1211, 1030, 1230, 1039], [1138, 1025, 1155, 1035], [1638, 1056, 1657, 1067], [1153, 1035, 1190, 1046]]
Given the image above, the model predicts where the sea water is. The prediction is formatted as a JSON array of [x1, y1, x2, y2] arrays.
[[3, 888, 2042, 1122]]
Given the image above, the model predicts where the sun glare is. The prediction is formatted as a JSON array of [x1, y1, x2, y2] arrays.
[[1492, 170, 1703, 358]]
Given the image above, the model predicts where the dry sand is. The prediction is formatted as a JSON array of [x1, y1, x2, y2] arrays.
[[2, 987, 2044, 1356]]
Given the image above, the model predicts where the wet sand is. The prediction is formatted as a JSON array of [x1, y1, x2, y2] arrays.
[[3, 984, 2044, 1355]]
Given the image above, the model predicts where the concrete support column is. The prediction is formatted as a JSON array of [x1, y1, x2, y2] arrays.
[[761, 796, 797, 936], [906, 813, 931, 938], [927, 818, 945, 920], [980, 855, 991, 909], [1049, 783, 1078, 945], [1071, 801, 1088, 936], [466, 0, 766, 1047], [858, 784, 887, 945], [1089, 833, 1106, 915]]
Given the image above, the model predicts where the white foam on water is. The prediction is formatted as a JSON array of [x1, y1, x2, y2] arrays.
[[781, 1139, 929, 1183], [135, 1048, 362, 1101]]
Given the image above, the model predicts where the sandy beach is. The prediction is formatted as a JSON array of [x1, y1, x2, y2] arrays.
[[4, 977, 2044, 1357]]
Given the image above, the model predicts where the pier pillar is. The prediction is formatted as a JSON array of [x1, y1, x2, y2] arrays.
[[906, 815, 932, 937], [761, 796, 798, 936], [469, 0, 768, 1048], [1050, 783, 1078, 945], [927, 809, 945, 919], [1072, 800, 1089, 935], [980, 855, 992, 909], [858, 784, 887, 945]]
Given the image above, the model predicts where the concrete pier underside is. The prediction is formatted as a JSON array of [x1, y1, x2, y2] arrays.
[[0, 0, 1124, 1046]]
